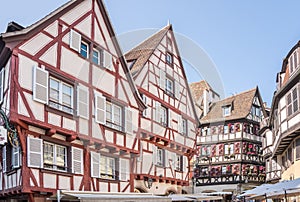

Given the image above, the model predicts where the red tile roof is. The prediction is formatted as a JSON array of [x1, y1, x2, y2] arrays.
[[125, 25, 171, 75], [200, 87, 258, 124]]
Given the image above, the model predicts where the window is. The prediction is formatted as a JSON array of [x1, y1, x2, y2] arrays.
[[201, 145, 211, 157], [100, 156, 116, 179], [287, 147, 293, 164], [92, 48, 104, 66], [182, 118, 187, 136], [223, 105, 231, 116], [224, 125, 229, 134], [80, 41, 89, 58], [166, 52, 173, 65], [106, 101, 123, 131], [224, 144, 234, 155], [49, 77, 74, 114], [296, 139, 300, 160], [251, 105, 262, 120], [165, 77, 174, 96], [289, 50, 299, 75], [175, 155, 183, 171], [287, 86, 299, 117], [141, 94, 147, 117], [43, 142, 67, 171], [157, 148, 165, 166], [0, 68, 4, 103], [160, 105, 168, 126]]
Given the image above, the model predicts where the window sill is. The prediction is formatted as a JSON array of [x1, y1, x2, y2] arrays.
[[104, 124, 125, 134], [46, 105, 77, 120], [41, 168, 73, 176]]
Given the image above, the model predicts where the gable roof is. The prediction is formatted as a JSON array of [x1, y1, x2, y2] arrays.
[[189, 80, 216, 102], [125, 25, 171, 75], [0, 0, 146, 110], [200, 87, 258, 124]]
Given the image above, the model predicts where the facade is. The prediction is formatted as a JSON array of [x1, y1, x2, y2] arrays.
[[192, 87, 267, 199], [125, 25, 198, 195], [190, 81, 220, 119], [0, 0, 146, 201], [261, 41, 300, 195]]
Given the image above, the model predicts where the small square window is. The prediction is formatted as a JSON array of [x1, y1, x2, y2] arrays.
[[223, 105, 231, 116]]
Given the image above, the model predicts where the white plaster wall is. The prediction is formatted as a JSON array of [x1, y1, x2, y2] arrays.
[[19, 33, 52, 56]]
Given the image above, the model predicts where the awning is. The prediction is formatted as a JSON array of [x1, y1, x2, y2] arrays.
[[49, 191, 171, 202], [240, 177, 300, 199]]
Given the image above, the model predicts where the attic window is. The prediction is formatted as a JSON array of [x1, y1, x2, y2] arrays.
[[289, 49, 299, 75], [166, 52, 173, 66], [222, 105, 231, 117]]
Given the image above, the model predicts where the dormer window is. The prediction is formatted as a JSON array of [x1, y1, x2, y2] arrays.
[[289, 49, 299, 75], [223, 105, 231, 116]]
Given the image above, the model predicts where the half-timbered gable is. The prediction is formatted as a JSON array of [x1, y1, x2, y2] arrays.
[[125, 25, 198, 195], [0, 0, 144, 201], [261, 41, 300, 186], [194, 87, 267, 198]]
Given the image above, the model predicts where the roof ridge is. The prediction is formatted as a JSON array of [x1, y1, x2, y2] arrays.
[[126, 25, 171, 54], [219, 87, 257, 102]]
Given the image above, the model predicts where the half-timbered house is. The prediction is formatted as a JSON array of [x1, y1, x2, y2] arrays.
[[189, 80, 220, 120], [0, 0, 146, 201], [193, 87, 267, 198], [125, 25, 199, 195], [261, 41, 300, 191]]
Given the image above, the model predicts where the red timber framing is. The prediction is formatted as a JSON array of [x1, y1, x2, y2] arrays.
[[125, 25, 199, 195], [0, 0, 145, 201]]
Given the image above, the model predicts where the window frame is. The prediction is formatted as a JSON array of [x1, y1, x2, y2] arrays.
[[156, 148, 165, 167], [43, 141, 67, 172], [159, 105, 168, 126], [92, 48, 104, 66], [49, 77, 74, 114], [105, 101, 123, 131], [80, 40, 89, 59], [166, 52, 173, 66], [296, 138, 300, 160], [165, 76, 174, 96], [100, 155, 116, 180], [222, 105, 231, 116]]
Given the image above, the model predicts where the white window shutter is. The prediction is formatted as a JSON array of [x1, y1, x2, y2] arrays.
[[168, 109, 171, 128], [119, 158, 129, 181], [27, 137, 43, 168], [152, 145, 157, 165], [104, 51, 112, 70], [160, 69, 166, 89], [12, 146, 20, 168], [183, 156, 188, 173], [33, 66, 48, 104], [155, 101, 161, 122], [125, 108, 133, 135], [178, 114, 182, 134], [77, 85, 89, 119], [94, 91, 106, 124], [165, 150, 169, 167], [171, 152, 177, 169], [91, 151, 100, 178], [72, 147, 83, 174], [175, 81, 180, 98], [69, 29, 81, 52], [2, 146, 6, 172], [0, 68, 4, 103]]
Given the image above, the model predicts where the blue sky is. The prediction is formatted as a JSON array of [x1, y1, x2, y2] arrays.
[[1, 1, 300, 105]]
